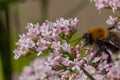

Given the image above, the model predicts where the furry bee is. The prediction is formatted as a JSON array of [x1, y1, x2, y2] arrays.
[[73, 26, 120, 63]]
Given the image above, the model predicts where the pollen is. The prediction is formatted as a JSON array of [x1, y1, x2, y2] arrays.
[[88, 26, 109, 41]]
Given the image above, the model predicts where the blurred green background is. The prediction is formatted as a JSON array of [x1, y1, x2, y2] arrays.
[[0, 0, 120, 80]]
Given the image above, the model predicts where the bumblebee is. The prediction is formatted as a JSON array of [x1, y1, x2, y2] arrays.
[[74, 26, 120, 63]]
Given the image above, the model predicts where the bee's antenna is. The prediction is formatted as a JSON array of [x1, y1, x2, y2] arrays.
[[108, 26, 115, 30], [108, 24, 116, 30], [69, 36, 83, 43]]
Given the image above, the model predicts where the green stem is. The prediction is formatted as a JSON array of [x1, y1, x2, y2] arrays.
[[40, 0, 48, 23], [59, 62, 67, 70], [0, 5, 12, 80], [63, 52, 74, 61], [81, 67, 95, 80]]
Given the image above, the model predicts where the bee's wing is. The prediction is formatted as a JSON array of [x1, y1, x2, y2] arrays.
[[107, 32, 120, 48]]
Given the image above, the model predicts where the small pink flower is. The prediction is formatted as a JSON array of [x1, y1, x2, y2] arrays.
[[79, 60, 85, 67], [51, 41, 61, 54], [85, 49, 91, 55], [76, 53, 81, 59], [84, 65, 95, 74], [106, 16, 118, 25], [67, 61, 75, 68], [76, 45, 81, 50], [54, 56, 63, 63], [70, 17, 78, 29], [101, 52, 108, 60], [88, 52, 96, 62], [95, 0, 109, 10], [92, 0, 120, 13]]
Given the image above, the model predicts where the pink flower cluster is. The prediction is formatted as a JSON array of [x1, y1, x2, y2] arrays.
[[13, 18, 78, 59], [14, 18, 120, 80], [19, 43, 120, 80], [91, 0, 120, 13], [106, 16, 120, 32], [19, 57, 58, 80], [19, 44, 89, 80]]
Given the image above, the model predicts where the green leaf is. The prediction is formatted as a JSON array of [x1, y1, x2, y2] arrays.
[[81, 48, 86, 57], [40, 48, 53, 57]]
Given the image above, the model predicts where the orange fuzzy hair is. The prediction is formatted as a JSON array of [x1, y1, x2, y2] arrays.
[[88, 27, 109, 41]]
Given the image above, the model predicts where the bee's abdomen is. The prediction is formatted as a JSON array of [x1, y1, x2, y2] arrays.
[[105, 42, 119, 53]]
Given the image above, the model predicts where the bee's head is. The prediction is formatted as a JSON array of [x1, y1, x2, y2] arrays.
[[82, 33, 93, 46]]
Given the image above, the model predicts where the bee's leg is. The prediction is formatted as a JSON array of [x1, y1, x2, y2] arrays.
[[97, 40, 112, 63], [99, 46, 112, 63], [108, 25, 116, 30], [104, 50, 112, 63], [102, 47, 112, 63]]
